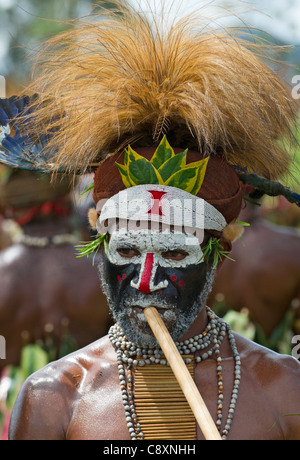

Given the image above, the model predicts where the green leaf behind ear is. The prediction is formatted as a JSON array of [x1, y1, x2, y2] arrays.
[[80, 182, 94, 197], [150, 135, 175, 169]]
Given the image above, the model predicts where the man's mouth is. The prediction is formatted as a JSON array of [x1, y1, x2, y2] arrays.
[[130, 305, 169, 316], [128, 305, 177, 334]]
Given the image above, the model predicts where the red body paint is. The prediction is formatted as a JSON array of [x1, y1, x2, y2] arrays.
[[148, 190, 166, 216], [139, 253, 154, 294]]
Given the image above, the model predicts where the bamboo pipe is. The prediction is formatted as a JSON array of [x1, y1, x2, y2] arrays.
[[144, 306, 222, 441]]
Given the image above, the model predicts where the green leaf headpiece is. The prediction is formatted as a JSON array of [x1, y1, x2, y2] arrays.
[[116, 136, 208, 196]]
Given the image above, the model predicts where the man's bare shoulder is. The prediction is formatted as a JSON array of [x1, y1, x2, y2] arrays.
[[235, 332, 300, 438], [22, 335, 114, 390], [235, 332, 300, 380], [9, 335, 116, 440], [234, 332, 300, 387]]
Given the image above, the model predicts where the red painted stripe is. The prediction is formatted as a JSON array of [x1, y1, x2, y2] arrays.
[[148, 190, 166, 216], [138, 253, 154, 294]]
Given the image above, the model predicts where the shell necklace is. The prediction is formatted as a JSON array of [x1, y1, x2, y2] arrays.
[[108, 307, 241, 440]]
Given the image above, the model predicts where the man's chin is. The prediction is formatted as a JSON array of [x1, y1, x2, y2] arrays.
[[121, 318, 158, 348], [129, 307, 176, 346], [114, 305, 188, 348], [111, 306, 172, 347]]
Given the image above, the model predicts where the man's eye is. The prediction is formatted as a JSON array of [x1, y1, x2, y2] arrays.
[[117, 248, 140, 258], [162, 250, 188, 261]]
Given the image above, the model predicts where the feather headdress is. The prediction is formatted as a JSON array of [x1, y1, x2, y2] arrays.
[[6, 1, 296, 179]]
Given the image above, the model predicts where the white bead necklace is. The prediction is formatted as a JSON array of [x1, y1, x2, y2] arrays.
[[109, 307, 241, 440]]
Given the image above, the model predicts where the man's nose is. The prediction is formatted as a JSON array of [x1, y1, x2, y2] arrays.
[[130, 253, 168, 293]]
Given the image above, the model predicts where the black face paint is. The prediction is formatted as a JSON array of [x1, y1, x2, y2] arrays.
[[98, 248, 216, 347]]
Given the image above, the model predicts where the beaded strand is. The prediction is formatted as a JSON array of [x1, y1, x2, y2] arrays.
[[109, 307, 241, 440]]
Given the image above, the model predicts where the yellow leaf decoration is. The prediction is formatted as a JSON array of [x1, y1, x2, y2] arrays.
[[115, 137, 208, 195], [150, 135, 175, 169], [115, 162, 133, 188], [126, 145, 164, 185]]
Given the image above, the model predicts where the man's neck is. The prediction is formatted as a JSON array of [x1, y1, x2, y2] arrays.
[[178, 307, 209, 342]]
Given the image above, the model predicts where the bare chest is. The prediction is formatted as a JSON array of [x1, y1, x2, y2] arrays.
[[65, 358, 284, 441]]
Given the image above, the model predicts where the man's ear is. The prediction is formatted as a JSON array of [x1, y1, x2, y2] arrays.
[[222, 222, 244, 244], [215, 221, 245, 271], [88, 208, 98, 231]]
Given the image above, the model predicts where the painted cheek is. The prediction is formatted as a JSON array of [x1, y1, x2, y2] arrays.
[[170, 275, 185, 287]]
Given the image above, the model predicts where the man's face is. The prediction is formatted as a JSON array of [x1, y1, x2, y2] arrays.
[[98, 226, 215, 347]]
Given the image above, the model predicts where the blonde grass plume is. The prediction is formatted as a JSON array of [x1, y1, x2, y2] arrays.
[[22, 1, 298, 178]]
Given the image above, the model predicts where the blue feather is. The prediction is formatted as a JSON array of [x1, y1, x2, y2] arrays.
[[0, 107, 9, 125], [0, 96, 56, 172], [292, 192, 300, 203]]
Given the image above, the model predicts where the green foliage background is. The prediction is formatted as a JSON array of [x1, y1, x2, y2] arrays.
[[0, 0, 126, 84]]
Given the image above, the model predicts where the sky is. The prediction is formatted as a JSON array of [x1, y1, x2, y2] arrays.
[[0, 0, 300, 80], [238, 0, 300, 43], [128, 0, 300, 44], [1, 0, 300, 42]]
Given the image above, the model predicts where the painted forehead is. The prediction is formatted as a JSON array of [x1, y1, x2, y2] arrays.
[[109, 228, 201, 250], [97, 184, 227, 235], [107, 228, 203, 268]]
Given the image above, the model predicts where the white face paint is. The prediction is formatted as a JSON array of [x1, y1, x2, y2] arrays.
[[107, 229, 203, 294], [99, 183, 225, 304]]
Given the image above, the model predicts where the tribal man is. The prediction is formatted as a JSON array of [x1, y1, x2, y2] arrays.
[[2, 3, 300, 440]]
